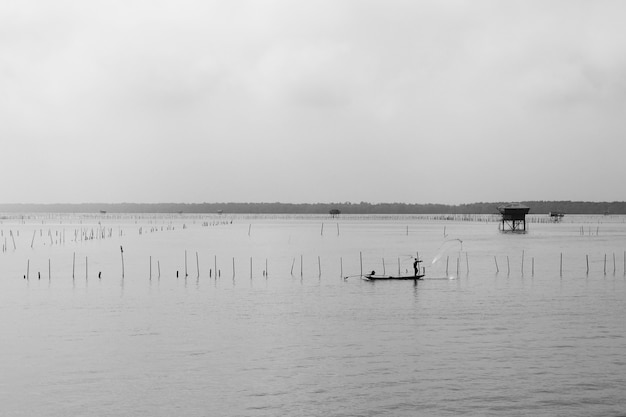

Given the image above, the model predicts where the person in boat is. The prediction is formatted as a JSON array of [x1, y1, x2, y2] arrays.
[[413, 258, 419, 276]]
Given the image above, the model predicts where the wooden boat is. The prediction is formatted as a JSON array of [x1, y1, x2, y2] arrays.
[[364, 273, 424, 281]]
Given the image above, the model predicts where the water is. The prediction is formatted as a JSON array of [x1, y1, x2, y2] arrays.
[[0, 214, 625, 416]]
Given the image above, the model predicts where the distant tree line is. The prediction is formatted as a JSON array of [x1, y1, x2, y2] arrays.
[[0, 201, 625, 215]]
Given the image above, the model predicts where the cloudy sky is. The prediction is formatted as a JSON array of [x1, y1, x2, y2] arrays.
[[1, 1, 625, 204]]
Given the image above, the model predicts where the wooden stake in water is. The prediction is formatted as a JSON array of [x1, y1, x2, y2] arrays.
[[318, 256, 321, 277], [185, 250, 188, 277], [337, 223, 340, 236], [196, 252, 200, 277], [604, 254, 607, 275], [158, 261, 161, 279], [532, 257, 535, 276], [73, 252, 76, 279], [465, 253, 469, 273], [120, 246, 124, 278], [214, 255, 217, 278], [250, 257, 253, 279], [586, 255, 589, 274], [446, 256, 449, 275], [291, 258, 295, 276], [321, 223, 324, 236], [265, 259, 268, 278], [232, 257, 236, 278], [340, 257, 343, 278], [359, 252, 363, 277]]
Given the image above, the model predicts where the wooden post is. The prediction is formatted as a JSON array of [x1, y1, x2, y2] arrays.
[[507, 256, 510, 275], [359, 252, 363, 277], [232, 257, 235, 278], [31, 230, 36, 248], [290, 258, 295, 276], [532, 257, 534, 276], [73, 252, 76, 279], [398, 258, 401, 276], [321, 223, 324, 236], [604, 254, 607, 275], [250, 257, 253, 279], [185, 250, 188, 277], [120, 246, 124, 278], [340, 257, 343, 278], [586, 255, 589, 274], [248, 224, 251, 236], [456, 257, 460, 276], [196, 252, 200, 277], [446, 256, 449, 275], [214, 255, 217, 279], [158, 261, 161, 279], [337, 223, 340, 236]]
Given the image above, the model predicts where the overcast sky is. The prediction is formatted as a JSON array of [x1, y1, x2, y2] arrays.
[[1, 1, 625, 204]]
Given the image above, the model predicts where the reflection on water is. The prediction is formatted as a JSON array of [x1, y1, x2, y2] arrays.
[[0, 214, 625, 416]]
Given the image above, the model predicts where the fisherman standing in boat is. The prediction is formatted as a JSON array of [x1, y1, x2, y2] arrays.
[[413, 258, 419, 276]]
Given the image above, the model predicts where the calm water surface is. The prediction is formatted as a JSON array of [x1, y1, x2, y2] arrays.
[[0, 214, 625, 416]]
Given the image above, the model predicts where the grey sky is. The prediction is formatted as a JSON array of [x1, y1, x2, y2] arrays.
[[2, 0, 625, 204]]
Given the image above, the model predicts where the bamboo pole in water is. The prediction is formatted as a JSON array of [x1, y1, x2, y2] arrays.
[[507, 256, 510, 275], [494, 256, 499, 273], [586, 255, 589, 274], [185, 250, 188, 277], [120, 246, 124, 278], [604, 254, 607, 275], [196, 252, 200, 277]]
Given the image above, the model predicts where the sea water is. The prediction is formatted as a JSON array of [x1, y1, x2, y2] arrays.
[[0, 214, 624, 416]]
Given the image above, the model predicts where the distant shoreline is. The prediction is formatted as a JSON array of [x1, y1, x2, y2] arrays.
[[0, 201, 624, 215]]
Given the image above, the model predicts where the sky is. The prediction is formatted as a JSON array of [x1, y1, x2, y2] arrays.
[[1, 0, 625, 205]]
